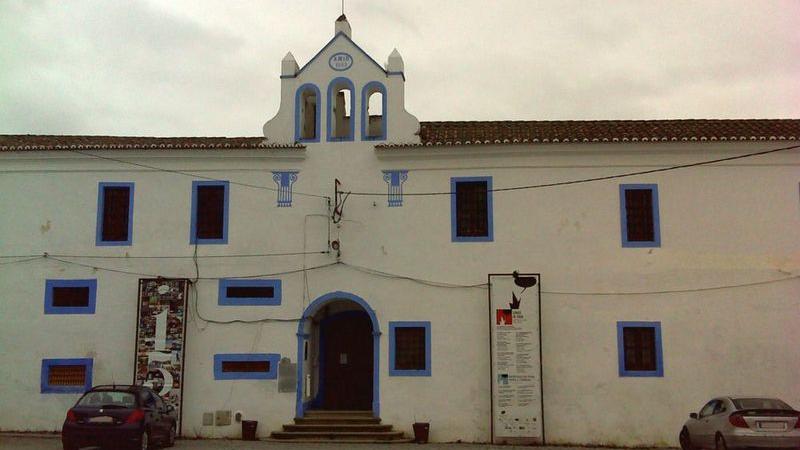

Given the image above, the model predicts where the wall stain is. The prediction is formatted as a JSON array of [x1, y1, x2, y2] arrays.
[[40, 220, 51, 234]]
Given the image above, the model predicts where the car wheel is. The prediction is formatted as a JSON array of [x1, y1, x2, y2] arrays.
[[679, 428, 695, 450], [715, 433, 728, 450], [139, 430, 150, 450], [165, 425, 176, 447]]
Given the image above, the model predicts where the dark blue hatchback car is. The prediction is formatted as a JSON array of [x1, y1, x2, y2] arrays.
[[61, 385, 176, 450]]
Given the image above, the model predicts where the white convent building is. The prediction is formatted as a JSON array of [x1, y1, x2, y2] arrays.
[[1, 16, 798, 446]]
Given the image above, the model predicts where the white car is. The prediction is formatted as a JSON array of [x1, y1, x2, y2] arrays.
[[680, 397, 800, 450]]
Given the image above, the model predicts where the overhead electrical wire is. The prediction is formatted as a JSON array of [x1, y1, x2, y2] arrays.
[[340, 143, 800, 197], [66, 148, 330, 200], [0, 251, 329, 260]]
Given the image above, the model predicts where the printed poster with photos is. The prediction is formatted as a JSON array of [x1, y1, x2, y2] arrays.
[[134, 278, 189, 432], [489, 273, 543, 443]]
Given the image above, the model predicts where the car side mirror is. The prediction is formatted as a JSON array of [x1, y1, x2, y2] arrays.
[[689, 413, 698, 419]]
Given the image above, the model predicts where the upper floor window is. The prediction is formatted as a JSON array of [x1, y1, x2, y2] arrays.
[[213, 353, 280, 380], [327, 78, 355, 141], [44, 279, 97, 315], [451, 176, 493, 242], [619, 184, 660, 247], [96, 182, 134, 246], [295, 84, 320, 142], [191, 181, 229, 245], [361, 82, 386, 140]]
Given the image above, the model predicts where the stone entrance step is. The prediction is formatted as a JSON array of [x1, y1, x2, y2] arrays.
[[271, 410, 411, 443]]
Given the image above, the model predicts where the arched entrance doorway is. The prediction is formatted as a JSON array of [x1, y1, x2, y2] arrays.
[[295, 292, 380, 418]]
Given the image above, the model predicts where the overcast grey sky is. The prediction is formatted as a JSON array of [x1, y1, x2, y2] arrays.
[[1, 0, 798, 137]]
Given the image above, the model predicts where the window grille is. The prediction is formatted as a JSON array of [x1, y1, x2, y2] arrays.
[[221, 361, 270, 373], [394, 327, 426, 371], [52, 287, 90, 308], [456, 181, 489, 237], [48, 365, 86, 386], [623, 327, 656, 371], [101, 186, 131, 241], [196, 185, 225, 239], [226, 286, 274, 299], [624, 189, 654, 242]]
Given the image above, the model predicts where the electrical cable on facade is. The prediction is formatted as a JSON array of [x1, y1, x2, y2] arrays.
[[67, 148, 331, 200], [0, 251, 330, 259], [339, 143, 800, 197]]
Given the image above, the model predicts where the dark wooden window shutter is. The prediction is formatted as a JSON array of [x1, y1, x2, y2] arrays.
[[101, 186, 130, 241], [623, 327, 656, 371], [394, 327, 426, 370], [48, 365, 87, 386], [221, 360, 270, 373], [196, 185, 225, 239], [456, 181, 489, 237], [625, 189, 654, 242]]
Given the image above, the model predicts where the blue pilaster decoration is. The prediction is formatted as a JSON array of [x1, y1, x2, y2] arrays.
[[382, 170, 408, 207], [272, 171, 299, 207]]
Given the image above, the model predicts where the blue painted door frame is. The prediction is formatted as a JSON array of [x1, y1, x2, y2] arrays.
[[295, 291, 381, 418]]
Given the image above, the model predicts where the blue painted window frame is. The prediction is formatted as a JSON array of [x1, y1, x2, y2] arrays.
[[44, 279, 97, 315], [617, 321, 664, 377], [218, 279, 282, 306], [450, 176, 494, 242], [213, 353, 280, 380], [294, 83, 321, 143], [389, 321, 431, 377], [95, 182, 134, 246], [619, 184, 661, 247], [41, 358, 93, 393], [326, 77, 355, 142], [361, 81, 387, 141], [190, 180, 229, 245]]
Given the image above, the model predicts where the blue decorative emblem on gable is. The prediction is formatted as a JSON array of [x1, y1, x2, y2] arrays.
[[382, 170, 408, 207], [272, 171, 299, 207], [329, 53, 353, 71]]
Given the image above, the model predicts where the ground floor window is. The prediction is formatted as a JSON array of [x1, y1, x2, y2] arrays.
[[617, 321, 663, 377], [41, 358, 93, 393], [213, 353, 279, 380], [389, 321, 431, 376]]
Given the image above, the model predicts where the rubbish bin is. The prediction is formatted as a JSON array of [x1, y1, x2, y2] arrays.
[[242, 420, 258, 441], [412, 422, 429, 444]]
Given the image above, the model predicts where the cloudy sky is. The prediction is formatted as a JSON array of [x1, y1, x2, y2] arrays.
[[1, 0, 798, 137]]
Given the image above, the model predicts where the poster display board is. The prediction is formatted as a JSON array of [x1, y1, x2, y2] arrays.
[[489, 273, 543, 444], [134, 278, 189, 433]]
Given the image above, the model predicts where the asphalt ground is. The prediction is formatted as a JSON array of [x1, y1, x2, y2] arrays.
[[0, 435, 669, 450]]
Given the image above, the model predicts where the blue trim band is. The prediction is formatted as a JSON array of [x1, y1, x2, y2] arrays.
[[44, 279, 97, 315], [190, 180, 229, 245], [326, 77, 356, 142], [619, 184, 661, 248], [218, 279, 282, 306], [450, 176, 494, 242], [389, 321, 431, 376], [387, 71, 405, 81], [213, 353, 280, 380], [41, 358, 93, 393], [294, 84, 321, 143], [95, 182, 134, 246], [616, 321, 664, 377], [361, 81, 387, 141]]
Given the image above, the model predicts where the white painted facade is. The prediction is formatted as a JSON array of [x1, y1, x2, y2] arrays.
[[1, 18, 799, 446]]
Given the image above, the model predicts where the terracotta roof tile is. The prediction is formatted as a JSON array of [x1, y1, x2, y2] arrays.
[[2, 119, 799, 151], [380, 119, 800, 148], [0, 135, 303, 151]]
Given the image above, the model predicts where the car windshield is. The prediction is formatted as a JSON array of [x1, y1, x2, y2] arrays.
[[77, 391, 136, 408], [732, 398, 792, 410]]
